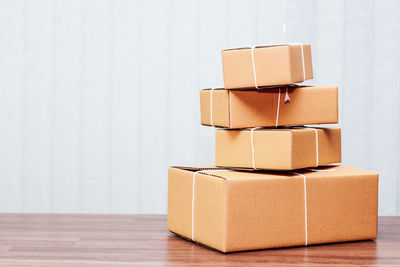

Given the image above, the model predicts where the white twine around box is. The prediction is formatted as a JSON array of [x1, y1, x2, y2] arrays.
[[250, 44, 306, 89], [284, 86, 291, 103], [289, 171, 309, 246], [289, 167, 336, 246], [191, 171, 200, 241], [209, 88, 214, 127], [250, 127, 262, 170], [299, 43, 306, 81], [275, 88, 282, 127], [250, 46, 259, 89], [314, 128, 319, 167]]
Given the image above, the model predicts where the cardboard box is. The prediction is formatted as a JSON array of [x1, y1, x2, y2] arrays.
[[200, 86, 338, 129], [222, 44, 313, 89], [167, 165, 378, 253], [215, 127, 341, 170]]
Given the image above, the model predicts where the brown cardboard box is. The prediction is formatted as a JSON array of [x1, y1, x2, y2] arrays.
[[200, 86, 338, 129], [222, 44, 313, 89], [215, 127, 341, 170], [167, 165, 378, 253]]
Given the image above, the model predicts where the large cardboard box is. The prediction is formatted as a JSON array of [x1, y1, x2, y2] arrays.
[[200, 86, 338, 128], [222, 44, 313, 89], [167, 165, 378, 253], [215, 127, 341, 170]]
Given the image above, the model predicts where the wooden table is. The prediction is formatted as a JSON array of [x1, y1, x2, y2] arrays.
[[0, 214, 399, 266]]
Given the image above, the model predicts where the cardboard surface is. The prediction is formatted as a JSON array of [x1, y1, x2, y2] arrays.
[[200, 86, 338, 128], [215, 127, 341, 170], [167, 165, 379, 253], [222, 44, 313, 89]]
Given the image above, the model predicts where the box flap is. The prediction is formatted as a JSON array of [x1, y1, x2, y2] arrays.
[[222, 43, 308, 52], [171, 165, 376, 181]]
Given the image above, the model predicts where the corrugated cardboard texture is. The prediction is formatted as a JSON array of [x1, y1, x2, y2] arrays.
[[167, 167, 226, 251], [222, 44, 313, 89], [167, 165, 378, 253], [215, 127, 341, 170], [200, 86, 338, 129]]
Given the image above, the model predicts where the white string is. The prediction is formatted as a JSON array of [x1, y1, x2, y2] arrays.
[[314, 129, 318, 167], [191, 171, 201, 241], [299, 43, 306, 80], [250, 127, 261, 169], [275, 88, 281, 127], [289, 168, 337, 246], [284, 86, 291, 103], [209, 88, 214, 127], [250, 46, 259, 89], [290, 171, 308, 246]]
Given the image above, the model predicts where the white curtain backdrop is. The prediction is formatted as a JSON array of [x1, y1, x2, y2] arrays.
[[0, 0, 399, 215]]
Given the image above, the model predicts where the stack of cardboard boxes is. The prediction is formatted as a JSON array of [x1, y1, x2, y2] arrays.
[[168, 44, 378, 253]]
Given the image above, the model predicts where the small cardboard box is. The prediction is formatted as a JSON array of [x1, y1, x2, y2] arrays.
[[222, 44, 313, 89], [167, 166, 378, 253], [200, 86, 338, 129], [215, 127, 341, 170]]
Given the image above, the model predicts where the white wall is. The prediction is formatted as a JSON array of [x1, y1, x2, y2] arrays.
[[0, 0, 399, 215]]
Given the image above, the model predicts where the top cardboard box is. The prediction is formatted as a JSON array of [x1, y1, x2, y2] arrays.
[[222, 44, 313, 89]]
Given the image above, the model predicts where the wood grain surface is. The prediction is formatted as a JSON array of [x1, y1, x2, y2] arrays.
[[0, 214, 398, 266]]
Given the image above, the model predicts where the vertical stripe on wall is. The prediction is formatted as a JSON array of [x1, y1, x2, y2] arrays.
[[23, 0, 54, 212], [81, 0, 113, 213], [0, 0, 24, 212], [110, 0, 141, 214], [52, 0, 82, 212]]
